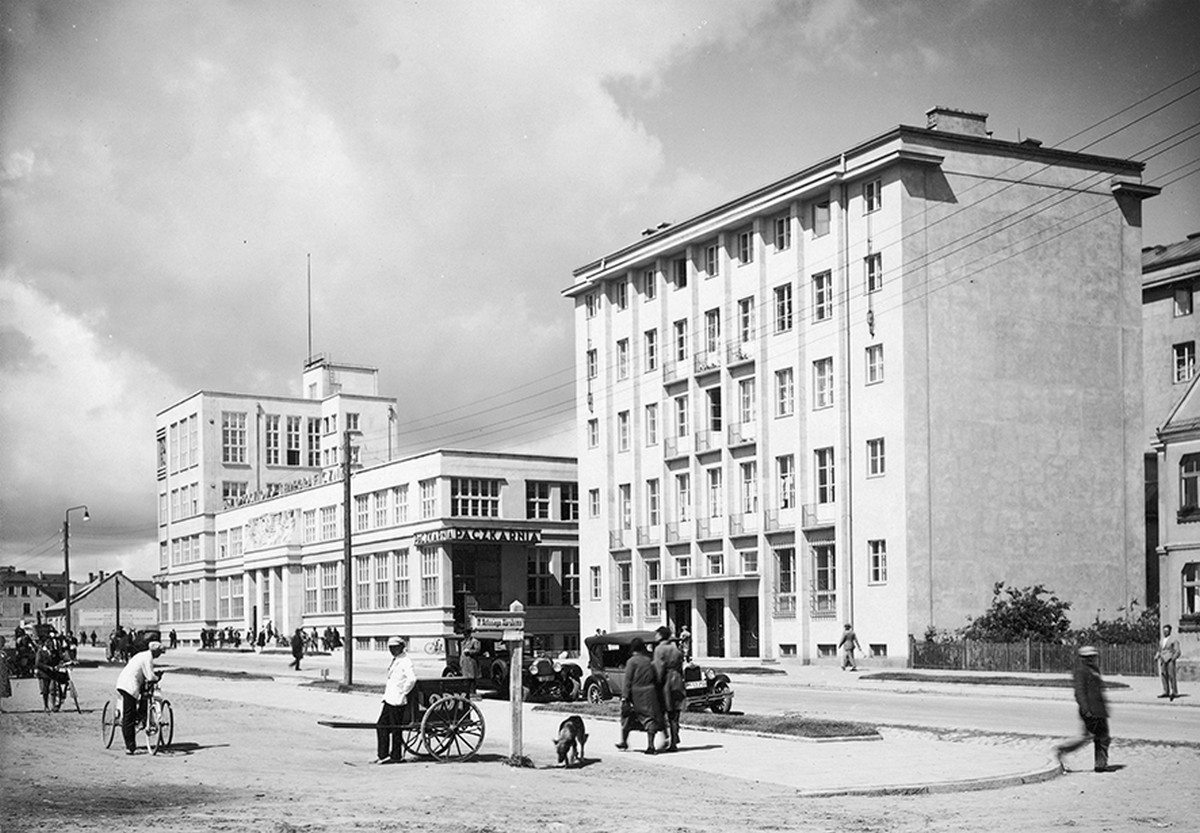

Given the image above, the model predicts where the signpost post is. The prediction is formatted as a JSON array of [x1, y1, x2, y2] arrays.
[[470, 601, 525, 762]]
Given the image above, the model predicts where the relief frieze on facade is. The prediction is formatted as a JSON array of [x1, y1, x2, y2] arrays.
[[248, 509, 298, 549]]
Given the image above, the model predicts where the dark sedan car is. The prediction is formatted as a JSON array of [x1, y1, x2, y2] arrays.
[[581, 630, 733, 713]]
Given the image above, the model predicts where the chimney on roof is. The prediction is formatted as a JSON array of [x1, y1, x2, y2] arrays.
[[926, 106, 990, 137]]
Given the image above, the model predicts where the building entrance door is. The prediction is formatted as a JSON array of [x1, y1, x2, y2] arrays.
[[451, 545, 502, 631], [738, 596, 759, 657], [705, 597, 725, 658], [667, 599, 692, 638]]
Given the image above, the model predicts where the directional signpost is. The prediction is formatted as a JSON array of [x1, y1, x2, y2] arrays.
[[471, 601, 525, 762]]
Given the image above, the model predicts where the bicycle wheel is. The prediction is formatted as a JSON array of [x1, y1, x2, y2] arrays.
[[68, 679, 81, 713], [101, 700, 119, 749], [144, 702, 159, 754], [156, 700, 174, 750]]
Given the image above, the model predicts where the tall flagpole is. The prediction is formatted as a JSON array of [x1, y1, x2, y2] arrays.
[[307, 253, 313, 362]]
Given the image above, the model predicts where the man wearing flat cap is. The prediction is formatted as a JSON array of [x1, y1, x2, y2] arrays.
[[115, 640, 165, 755], [375, 636, 416, 763], [1055, 646, 1111, 772]]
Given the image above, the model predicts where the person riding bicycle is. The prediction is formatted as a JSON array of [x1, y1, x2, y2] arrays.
[[115, 640, 165, 755], [34, 636, 69, 712]]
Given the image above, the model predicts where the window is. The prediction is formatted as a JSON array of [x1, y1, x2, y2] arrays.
[[168, 422, 179, 474], [864, 178, 882, 213], [284, 416, 301, 466], [738, 378, 756, 424], [563, 549, 580, 605], [704, 240, 720, 277], [346, 413, 359, 432], [587, 418, 599, 449], [675, 554, 692, 578], [646, 478, 660, 526], [615, 279, 628, 311], [644, 329, 658, 371], [585, 292, 598, 318], [419, 479, 437, 519], [775, 547, 796, 615], [813, 198, 830, 237], [587, 349, 598, 380], [812, 543, 837, 613], [355, 554, 371, 611], [619, 484, 632, 530], [265, 414, 281, 465], [673, 256, 688, 288], [1175, 288, 1193, 317], [866, 344, 885, 384], [1175, 342, 1195, 383], [646, 559, 661, 616], [222, 480, 247, 508], [307, 418, 321, 466], [321, 561, 341, 613], [674, 319, 689, 361], [1183, 562, 1200, 615], [774, 214, 791, 250], [813, 358, 834, 408], [451, 478, 500, 517], [815, 447, 835, 503], [774, 284, 793, 333], [865, 253, 883, 294], [704, 308, 721, 354], [560, 483, 579, 521], [375, 554, 391, 609], [741, 549, 758, 574], [320, 505, 338, 540], [617, 562, 632, 619], [706, 387, 722, 431], [740, 461, 758, 514], [867, 438, 886, 477], [526, 481, 551, 519], [1181, 454, 1200, 509], [394, 549, 410, 608], [373, 490, 388, 527], [706, 467, 723, 518], [589, 488, 601, 518], [645, 403, 659, 446], [617, 411, 630, 452], [355, 494, 370, 531], [527, 550, 552, 605], [676, 473, 691, 522], [221, 411, 247, 464], [777, 455, 795, 509], [737, 297, 755, 343], [393, 484, 409, 524], [775, 368, 795, 417], [617, 339, 629, 379], [643, 268, 657, 301], [420, 548, 439, 607], [868, 539, 888, 584], [674, 394, 689, 438], [590, 565, 602, 600], [813, 271, 833, 321], [736, 227, 754, 265]]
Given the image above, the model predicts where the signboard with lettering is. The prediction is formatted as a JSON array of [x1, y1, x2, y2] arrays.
[[414, 527, 542, 546], [470, 610, 526, 632]]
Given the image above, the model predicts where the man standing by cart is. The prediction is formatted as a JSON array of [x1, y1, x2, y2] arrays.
[[376, 636, 416, 764]]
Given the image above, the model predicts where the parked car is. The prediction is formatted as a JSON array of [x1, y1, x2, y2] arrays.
[[443, 632, 582, 701], [130, 627, 163, 654], [581, 630, 733, 713]]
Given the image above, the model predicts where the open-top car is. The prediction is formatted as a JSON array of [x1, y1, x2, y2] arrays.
[[581, 630, 733, 713]]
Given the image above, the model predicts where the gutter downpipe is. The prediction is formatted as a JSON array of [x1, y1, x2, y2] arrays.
[[839, 159, 856, 630]]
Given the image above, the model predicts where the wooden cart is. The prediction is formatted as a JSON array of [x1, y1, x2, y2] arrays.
[[319, 676, 486, 762]]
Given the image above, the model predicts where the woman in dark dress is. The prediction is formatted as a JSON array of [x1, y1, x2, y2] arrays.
[[616, 637, 664, 754]]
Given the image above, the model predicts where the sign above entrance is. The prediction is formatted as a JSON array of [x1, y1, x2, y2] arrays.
[[414, 527, 541, 546], [470, 610, 526, 632]]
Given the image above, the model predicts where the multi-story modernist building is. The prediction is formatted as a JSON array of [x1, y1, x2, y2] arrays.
[[565, 107, 1156, 664], [155, 358, 580, 652]]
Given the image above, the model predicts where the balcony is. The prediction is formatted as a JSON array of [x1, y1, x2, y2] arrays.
[[609, 530, 627, 550], [694, 351, 722, 375], [636, 526, 659, 546], [694, 429, 720, 454], [726, 341, 755, 367], [802, 502, 836, 530], [696, 516, 725, 540], [728, 513, 759, 537], [763, 507, 796, 532], [663, 360, 680, 384], [727, 421, 756, 447], [665, 521, 691, 543], [664, 435, 691, 460]]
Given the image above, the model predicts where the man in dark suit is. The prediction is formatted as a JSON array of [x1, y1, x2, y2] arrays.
[[1055, 646, 1111, 772]]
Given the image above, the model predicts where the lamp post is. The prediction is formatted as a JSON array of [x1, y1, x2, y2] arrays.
[[63, 504, 90, 635]]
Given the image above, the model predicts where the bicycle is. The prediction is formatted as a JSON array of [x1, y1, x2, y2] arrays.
[[49, 661, 80, 713], [101, 675, 175, 754]]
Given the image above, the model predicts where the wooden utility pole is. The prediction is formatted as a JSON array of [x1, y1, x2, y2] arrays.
[[342, 429, 354, 687]]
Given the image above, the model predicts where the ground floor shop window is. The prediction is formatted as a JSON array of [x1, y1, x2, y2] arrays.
[[811, 543, 836, 615], [774, 547, 796, 616]]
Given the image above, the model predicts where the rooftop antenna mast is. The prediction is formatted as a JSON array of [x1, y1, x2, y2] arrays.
[[306, 253, 313, 363]]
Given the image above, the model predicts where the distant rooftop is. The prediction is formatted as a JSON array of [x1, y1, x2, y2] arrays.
[[1143, 232, 1200, 272]]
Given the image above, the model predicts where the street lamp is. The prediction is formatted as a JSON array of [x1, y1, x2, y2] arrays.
[[63, 504, 90, 635]]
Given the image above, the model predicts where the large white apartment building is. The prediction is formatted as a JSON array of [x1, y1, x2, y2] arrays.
[[155, 357, 580, 652], [565, 107, 1157, 664]]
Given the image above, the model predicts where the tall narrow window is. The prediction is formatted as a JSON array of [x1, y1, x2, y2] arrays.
[[675, 394, 689, 438], [815, 447, 835, 503], [587, 349, 598, 380], [705, 308, 721, 354], [706, 467, 723, 518], [737, 297, 755, 343], [775, 547, 796, 615], [867, 438, 886, 477], [675, 473, 691, 522], [736, 227, 754, 264], [585, 292, 598, 318], [590, 565, 602, 600], [643, 268, 657, 301], [774, 284, 793, 333], [307, 418, 321, 466], [527, 550, 552, 605], [1181, 454, 1200, 509], [813, 271, 833, 321], [419, 479, 437, 519], [646, 559, 662, 616], [561, 483, 579, 521], [707, 386, 722, 431], [526, 481, 551, 519], [420, 548, 439, 607], [588, 488, 601, 518], [619, 484, 632, 530], [812, 544, 837, 613], [617, 562, 633, 619], [587, 418, 599, 449], [615, 279, 628, 311], [866, 344, 885, 384], [674, 256, 688, 289], [868, 540, 888, 584], [738, 378, 756, 424], [1175, 288, 1193, 317], [1175, 342, 1196, 383], [265, 415, 281, 465], [222, 412, 247, 464], [813, 358, 834, 408], [646, 478, 660, 526], [704, 240, 720, 277], [775, 368, 795, 417], [617, 339, 629, 379], [777, 455, 795, 509], [674, 319, 689, 361], [644, 329, 658, 371], [865, 253, 883, 294], [645, 403, 659, 446], [740, 461, 758, 514], [286, 416, 302, 466], [813, 198, 830, 237], [617, 411, 630, 452], [774, 214, 791, 250], [563, 549, 580, 605], [864, 178, 882, 213]]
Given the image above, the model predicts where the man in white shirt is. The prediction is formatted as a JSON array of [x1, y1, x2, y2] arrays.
[[1157, 624, 1182, 701], [116, 640, 165, 755], [376, 636, 417, 763]]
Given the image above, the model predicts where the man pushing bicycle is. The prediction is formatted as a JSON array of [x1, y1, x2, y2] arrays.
[[115, 640, 165, 755]]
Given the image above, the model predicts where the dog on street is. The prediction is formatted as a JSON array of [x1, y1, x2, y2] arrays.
[[554, 715, 588, 767]]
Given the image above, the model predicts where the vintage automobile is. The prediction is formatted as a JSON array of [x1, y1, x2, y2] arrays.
[[581, 630, 734, 713], [442, 631, 582, 701]]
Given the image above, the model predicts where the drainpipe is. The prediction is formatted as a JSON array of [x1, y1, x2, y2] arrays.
[[839, 180, 856, 629]]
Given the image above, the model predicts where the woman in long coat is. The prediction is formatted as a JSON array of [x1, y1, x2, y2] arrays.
[[617, 637, 664, 754]]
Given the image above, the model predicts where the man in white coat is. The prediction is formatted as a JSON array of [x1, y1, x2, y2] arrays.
[[375, 636, 417, 763]]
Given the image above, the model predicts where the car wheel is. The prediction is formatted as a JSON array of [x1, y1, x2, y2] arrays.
[[585, 682, 603, 704], [709, 680, 732, 713]]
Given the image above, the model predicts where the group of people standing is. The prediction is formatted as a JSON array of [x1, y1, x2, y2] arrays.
[[616, 626, 687, 754]]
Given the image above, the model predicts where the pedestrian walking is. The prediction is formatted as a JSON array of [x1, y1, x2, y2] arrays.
[[1055, 646, 1111, 772], [616, 637, 664, 754], [1157, 624, 1181, 701], [839, 623, 863, 671], [288, 628, 304, 670], [168, 629, 177, 650], [678, 625, 692, 662], [652, 625, 686, 751], [375, 636, 416, 764]]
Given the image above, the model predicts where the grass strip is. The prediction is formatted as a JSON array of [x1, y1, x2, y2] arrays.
[[861, 671, 1130, 689], [534, 700, 878, 738]]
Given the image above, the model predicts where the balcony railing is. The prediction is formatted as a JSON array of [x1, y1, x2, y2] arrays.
[[665, 521, 691, 543], [763, 507, 795, 532], [664, 435, 690, 460], [727, 421, 756, 447], [694, 351, 721, 374], [695, 516, 725, 540], [727, 341, 755, 366], [802, 502, 835, 529], [663, 360, 680, 384], [609, 530, 626, 550], [810, 582, 837, 617], [636, 526, 659, 546], [729, 513, 759, 536], [694, 429, 718, 453]]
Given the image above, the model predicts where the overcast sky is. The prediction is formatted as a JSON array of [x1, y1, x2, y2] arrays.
[[2, 0, 1198, 580]]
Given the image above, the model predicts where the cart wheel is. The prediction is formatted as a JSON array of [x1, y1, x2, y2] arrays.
[[420, 694, 485, 762], [69, 679, 81, 713], [398, 722, 424, 758], [156, 700, 175, 750], [101, 700, 119, 748]]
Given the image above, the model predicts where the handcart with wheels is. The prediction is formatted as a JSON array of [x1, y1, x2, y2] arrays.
[[319, 676, 485, 762]]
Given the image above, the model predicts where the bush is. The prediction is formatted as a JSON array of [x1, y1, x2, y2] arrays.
[[1072, 604, 1160, 645], [960, 582, 1072, 643]]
